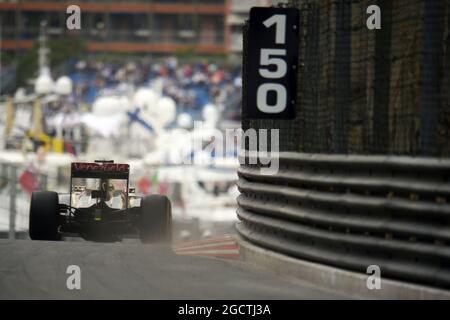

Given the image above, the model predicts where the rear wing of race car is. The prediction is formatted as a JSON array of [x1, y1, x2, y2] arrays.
[[69, 161, 131, 209], [71, 161, 130, 180]]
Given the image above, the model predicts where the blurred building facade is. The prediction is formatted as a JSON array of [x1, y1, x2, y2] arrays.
[[0, 0, 241, 54]]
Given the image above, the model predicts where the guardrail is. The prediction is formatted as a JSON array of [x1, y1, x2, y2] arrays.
[[0, 162, 49, 239], [236, 151, 450, 289]]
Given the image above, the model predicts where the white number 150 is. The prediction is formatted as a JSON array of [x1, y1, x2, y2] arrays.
[[257, 14, 288, 114]]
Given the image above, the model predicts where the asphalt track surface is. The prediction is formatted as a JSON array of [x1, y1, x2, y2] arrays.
[[0, 239, 347, 299]]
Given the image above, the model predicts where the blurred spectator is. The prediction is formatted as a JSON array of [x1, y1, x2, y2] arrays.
[[67, 57, 242, 119]]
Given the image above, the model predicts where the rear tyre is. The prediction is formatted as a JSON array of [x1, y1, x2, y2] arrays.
[[139, 195, 172, 244], [29, 191, 61, 241]]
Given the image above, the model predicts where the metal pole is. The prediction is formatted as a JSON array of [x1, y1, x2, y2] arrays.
[[40, 173, 48, 191], [8, 165, 17, 240]]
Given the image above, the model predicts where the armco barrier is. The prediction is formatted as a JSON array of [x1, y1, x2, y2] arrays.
[[0, 162, 49, 239], [236, 151, 450, 289]]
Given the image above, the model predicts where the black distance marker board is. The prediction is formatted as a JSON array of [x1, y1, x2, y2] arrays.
[[246, 7, 299, 119]]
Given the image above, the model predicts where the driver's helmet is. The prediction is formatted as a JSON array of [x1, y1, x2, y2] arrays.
[[100, 179, 115, 201]]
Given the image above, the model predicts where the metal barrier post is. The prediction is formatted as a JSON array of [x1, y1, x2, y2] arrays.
[[8, 165, 17, 240], [40, 173, 48, 191]]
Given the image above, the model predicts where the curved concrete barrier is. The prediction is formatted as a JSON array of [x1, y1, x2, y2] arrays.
[[235, 234, 450, 300]]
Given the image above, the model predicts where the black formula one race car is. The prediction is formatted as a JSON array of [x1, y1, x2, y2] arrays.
[[29, 160, 172, 243]]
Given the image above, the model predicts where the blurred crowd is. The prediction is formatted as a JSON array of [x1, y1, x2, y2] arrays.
[[71, 57, 242, 120]]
